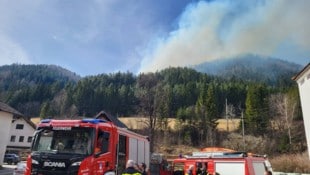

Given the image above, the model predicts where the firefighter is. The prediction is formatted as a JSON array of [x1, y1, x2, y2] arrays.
[[55, 140, 65, 150], [198, 163, 207, 175], [122, 160, 142, 175], [138, 162, 147, 175], [186, 165, 194, 175], [95, 134, 103, 153]]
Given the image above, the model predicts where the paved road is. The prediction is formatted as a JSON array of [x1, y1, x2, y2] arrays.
[[0, 164, 14, 175]]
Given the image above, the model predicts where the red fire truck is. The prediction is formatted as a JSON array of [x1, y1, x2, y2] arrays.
[[24, 117, 150, 175], [150, 153, 173, 175], [171, 147, 272, 175]]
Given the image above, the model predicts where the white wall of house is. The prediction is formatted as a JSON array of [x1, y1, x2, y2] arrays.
[[0, 111, 14, 165], [295, 65, 310, 158], [8, 118, 36, 148]]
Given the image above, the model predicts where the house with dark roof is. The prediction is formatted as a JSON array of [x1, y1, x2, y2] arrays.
[[94, 110, 128, 128], [292, 63, 310, 159], [0, 102, 22, 165], [0, 102, 36, 164]]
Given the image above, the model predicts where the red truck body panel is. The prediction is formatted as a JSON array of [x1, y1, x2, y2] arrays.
[[170, 149, 271, 175], [25, 118, 150, 175]]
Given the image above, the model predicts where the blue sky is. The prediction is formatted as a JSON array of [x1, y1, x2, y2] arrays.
[[1, 0, 309, 76]]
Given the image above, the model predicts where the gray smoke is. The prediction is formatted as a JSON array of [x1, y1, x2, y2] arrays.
[[139, 0, 310, 73]]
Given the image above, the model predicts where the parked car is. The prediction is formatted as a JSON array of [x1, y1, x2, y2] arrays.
[[3, 153, 20, 164], [13, 161, 26, 175]]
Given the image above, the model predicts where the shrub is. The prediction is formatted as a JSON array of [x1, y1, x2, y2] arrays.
[[221, 133, 268, 154], [270, 152, 310, 173]]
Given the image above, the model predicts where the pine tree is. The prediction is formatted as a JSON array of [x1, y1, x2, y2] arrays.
[[245, 84, 268, 136], [205, 84, 219, 146]]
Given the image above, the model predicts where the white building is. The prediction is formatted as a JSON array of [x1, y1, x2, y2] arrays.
[[7, 117, 36, 153], [0, 102, 23, 165], [293, 63, 310, 158]]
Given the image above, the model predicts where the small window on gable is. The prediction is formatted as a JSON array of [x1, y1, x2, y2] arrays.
[[307, 73, 310, 80], [16, 124, 24, 130], [19, 136, 24, 142], [10, 135, 16, 142]]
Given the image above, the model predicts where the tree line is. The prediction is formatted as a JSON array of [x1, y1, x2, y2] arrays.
[[0, 65, 305, 155]]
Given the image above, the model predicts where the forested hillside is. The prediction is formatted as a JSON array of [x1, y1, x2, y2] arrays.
[[0, 58, 306, 155], [0, 64, 80, 116], [194, 54, 302, 86]]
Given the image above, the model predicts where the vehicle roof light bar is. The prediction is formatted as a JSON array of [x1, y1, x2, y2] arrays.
[[40, 119, 52, 123], [81, 118, 106, 124], [189, 151, 247, 158]]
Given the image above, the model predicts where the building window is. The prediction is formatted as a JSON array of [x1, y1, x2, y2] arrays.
[[16, 124, 24, 130], [27, 136, 33, 143], [10, 135, 16, 142], [19, 136, 24, 142]]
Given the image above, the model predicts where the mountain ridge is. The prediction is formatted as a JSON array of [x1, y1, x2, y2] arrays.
[[193, 54, 303, 85], [0, 64, 81, 85]]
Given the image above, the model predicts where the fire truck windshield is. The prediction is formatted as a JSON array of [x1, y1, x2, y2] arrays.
[[32, 127, 95, 155]]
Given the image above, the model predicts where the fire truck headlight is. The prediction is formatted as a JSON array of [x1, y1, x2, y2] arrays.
[[71, 161, 81, 166], [32, 159, 39, 165]]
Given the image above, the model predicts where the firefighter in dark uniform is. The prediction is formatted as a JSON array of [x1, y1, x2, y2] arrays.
[[122, 160, 142, 175]]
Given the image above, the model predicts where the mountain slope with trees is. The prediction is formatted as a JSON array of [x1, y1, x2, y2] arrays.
[[194, 54, 302, 86], [0, 57, 305, 155], [0, 64, 81, 116]]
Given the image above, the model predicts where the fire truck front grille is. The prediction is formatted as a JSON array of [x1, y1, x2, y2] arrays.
[[31, 166, 79, 175], [30, 155, 81, 175]]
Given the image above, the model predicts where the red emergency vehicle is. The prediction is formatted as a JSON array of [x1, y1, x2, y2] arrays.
[[150, 153, 173, 175], [24, 117, 150, 175], [171, 147, 272, 175]]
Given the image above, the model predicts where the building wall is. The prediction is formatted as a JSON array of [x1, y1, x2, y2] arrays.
[[0, 111, 13, 165], [8, 118, 35, 148], [296, 68, 310, 158]]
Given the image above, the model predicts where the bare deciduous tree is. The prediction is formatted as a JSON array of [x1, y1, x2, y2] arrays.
[[269, 93, 297, 144], [135, 73, 160, 152]]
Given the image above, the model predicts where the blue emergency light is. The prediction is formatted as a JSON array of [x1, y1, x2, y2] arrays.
[[40, 119, 52, 123], [81, 118, 106, 124]]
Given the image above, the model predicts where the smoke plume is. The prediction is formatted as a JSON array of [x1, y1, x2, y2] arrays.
[[139, 0, 310, 73]]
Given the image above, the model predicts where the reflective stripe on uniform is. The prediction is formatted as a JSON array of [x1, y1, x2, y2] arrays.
[[122, 173, 141, 175]]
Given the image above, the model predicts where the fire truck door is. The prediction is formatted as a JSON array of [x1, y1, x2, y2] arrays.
[[94, 130, 112, 174], [116, 134, 127, 175]]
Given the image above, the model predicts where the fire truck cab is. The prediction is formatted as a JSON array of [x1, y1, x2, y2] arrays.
[[25, 117, 150, 175], [171, 148, 272, 175]]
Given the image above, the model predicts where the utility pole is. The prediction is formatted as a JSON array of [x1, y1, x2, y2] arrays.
[[226, 98, 229, 131], [241, 111, 245, 151]]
